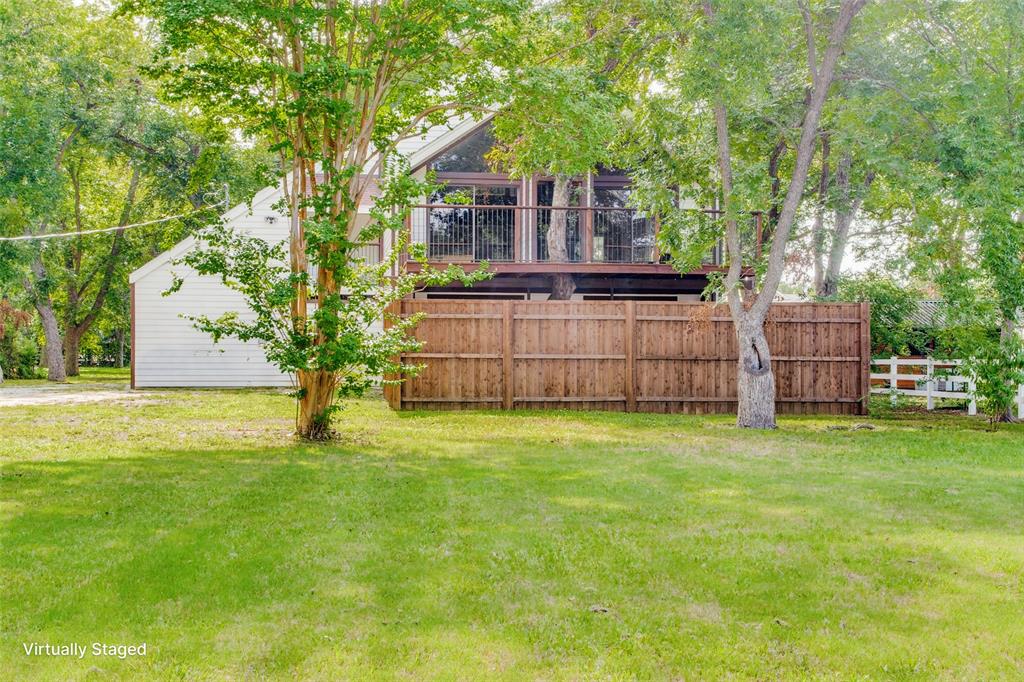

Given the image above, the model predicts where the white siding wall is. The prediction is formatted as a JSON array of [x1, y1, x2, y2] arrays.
[[133, 196, 293, 388], [131, 121, 464, 387]]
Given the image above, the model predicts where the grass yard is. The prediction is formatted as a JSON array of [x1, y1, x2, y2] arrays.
[[1, 385, 1022, 680], [4, 366, 132, 386]]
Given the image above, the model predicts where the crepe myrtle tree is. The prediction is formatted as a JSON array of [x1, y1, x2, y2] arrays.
[[130, 0, 527, 438], [626, 0, 868, 428], [168, 164, 487, 437]]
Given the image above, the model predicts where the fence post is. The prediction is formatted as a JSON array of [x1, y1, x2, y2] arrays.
[[890, 355, 898, 406], [860, 302, 871, 415], [502, 300, 514, 410], [967, 363, 977, 416], [1017, 383, 1023, 420], [382, 300, 402, 410], [926, 357, 934, 411], [624, 300, 636, 412]]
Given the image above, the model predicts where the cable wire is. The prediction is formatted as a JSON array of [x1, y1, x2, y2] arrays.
[[0, 202, 226, 243]]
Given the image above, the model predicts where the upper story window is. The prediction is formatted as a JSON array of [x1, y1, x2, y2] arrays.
[[429, 184, 517, 206], [430, 124, 498, 174], [593, 187, 631, 208]]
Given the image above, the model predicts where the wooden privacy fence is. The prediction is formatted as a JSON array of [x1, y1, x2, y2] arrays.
[[383, 300, 871, 415]]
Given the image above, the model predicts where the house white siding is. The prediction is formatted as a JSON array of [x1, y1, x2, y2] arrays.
[[129, 119, 473, 387], [132, 192, 292, 388]]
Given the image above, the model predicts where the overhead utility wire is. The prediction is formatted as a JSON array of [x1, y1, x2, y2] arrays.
[[0, 187, 230, 242]]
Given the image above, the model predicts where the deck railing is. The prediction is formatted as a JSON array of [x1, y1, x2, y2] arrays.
[[408, 205, 759, 267]]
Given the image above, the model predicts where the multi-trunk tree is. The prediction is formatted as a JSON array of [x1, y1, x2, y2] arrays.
[[626, 0, 869, 428], [133, 0, 525, 438]]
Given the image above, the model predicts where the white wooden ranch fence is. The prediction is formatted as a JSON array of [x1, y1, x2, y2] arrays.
[[871, 357, 1024, 418]]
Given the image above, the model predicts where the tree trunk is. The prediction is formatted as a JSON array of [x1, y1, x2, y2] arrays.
[[63, 329, 81, 377], [36, 299, 66, 383], [819, 158, 873, 299], [550, 273, 576, 300], [819, 212, 850, 298], [296, 368, 337, 439], [547, 174, 576, 300], [703, 0, 866, 429], [117, 328, 125, 368], [997, 318, 1020, 423], [812, 133, 830, 295], [28, 258, 67, 383], [735, 316, 777, 428]]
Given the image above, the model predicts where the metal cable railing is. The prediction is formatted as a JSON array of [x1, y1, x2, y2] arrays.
[[407, 205, 753, 266]]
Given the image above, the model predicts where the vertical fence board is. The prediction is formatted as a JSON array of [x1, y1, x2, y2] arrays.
[[393, 300, 868, 414]]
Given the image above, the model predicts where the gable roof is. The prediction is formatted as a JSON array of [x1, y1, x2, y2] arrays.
[[129, 181, 284, 284], [407, 115, 491, 170], [130, 116, 489, 284], [909, 300, 944, 329]]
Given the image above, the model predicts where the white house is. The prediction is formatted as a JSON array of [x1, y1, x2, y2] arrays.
[[130, 115, 726, 388], [129, 118, 481, 388]]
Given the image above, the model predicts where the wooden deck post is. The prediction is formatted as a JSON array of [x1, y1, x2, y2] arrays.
[[624, 300, 636, 412], [502, 300, 514, 410]]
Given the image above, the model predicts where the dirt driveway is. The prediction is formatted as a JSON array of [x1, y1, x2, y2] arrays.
[[0, 382, 147, 407]]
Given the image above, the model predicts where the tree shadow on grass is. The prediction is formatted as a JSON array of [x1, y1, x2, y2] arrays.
[[2, 426, 1023, 679]]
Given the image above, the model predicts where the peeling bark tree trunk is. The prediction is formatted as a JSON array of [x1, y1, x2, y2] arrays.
[[297, 368, 337, 439], [547, 174, 576, 300]]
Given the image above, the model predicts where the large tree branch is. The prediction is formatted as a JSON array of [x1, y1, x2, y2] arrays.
[[750, 0, 868, 320], [73, 167, 142, 335]]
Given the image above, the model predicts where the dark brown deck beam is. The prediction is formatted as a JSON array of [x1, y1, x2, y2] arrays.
[[404, 261, 727, 276]]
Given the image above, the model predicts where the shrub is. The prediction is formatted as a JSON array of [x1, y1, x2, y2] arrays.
[[836, 274, 924, 355], [962, 338, 1024, 427], [0, 299, 42, 380]]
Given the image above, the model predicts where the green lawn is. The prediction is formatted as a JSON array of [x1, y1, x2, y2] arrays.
[[3, 366, 131, 386], [1, 388, 1022, 680]]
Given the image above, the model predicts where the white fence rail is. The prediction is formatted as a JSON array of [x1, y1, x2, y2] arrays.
[[870, 357, 1024, 417]]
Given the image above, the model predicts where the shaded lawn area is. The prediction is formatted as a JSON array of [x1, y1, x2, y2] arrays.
[[1, 389, 1022, 680], [2, 366, 131, 386]]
